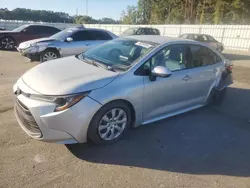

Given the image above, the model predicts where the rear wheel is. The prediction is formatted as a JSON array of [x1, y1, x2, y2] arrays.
[[207, 88, 227, 106], [0, 37, 16, 50], [87, 101, 132, 145], [40, 49, 60, 62]]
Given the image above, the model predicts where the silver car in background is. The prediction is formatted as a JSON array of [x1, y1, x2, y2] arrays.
[[13, 36, 233, 145], [179, 33, 224, 52], [17, 26, 117, 62]]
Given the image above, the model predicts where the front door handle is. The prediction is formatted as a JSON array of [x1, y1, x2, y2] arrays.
[[183, 75, 192, 81], [85, 43, 90, 46]]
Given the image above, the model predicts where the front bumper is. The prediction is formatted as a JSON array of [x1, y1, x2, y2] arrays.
[[17, 47, 41, 61], [13, 81, 102, 144]]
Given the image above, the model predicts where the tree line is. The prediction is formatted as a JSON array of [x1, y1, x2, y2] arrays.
[[1, 1, 250, 25], [0, 8, 74, 23], [74, 16, 120, 24], [0, 8, 120, 24], [121, 0, 250, 24]]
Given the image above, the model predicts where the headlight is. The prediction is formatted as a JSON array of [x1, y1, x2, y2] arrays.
[[28, 43, 46, 53], [29, 92, 90, 112], [29, 45, 40, 53], [54, 93, 90, 112]]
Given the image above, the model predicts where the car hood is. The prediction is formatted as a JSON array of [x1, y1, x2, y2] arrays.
[[0, 30, 18, 35], [21, 56, 119, 95], [18, 37, 57, 49]]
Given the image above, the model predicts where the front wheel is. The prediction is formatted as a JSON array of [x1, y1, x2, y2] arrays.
[[87, 101, 132, 145], [0, 37, 16, 50], [40, 49, 60, 62]]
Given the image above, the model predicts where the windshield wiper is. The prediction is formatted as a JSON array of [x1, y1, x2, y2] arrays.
[[81, 55, 99, 67], [107, 64, 130, 72], [82, 55, 117, 72], [79, 54, 121, 72]]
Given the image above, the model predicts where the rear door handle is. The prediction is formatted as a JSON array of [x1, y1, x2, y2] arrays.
[[85, 44, 90, 46], [183, 75, 192, 81]]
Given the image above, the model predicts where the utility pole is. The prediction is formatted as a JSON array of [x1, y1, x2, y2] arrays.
[[86, 0, 88, 16], [76, 8, 78, 16]]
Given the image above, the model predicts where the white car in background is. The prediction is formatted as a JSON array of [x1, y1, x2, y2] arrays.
[[17, 26, 117, 62]]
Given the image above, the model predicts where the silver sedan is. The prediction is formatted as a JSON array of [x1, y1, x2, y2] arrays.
[[17, 26, 117, 62], [13, 36, 233, 145]]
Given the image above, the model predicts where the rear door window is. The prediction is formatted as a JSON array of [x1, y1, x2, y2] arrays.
[[32, 26, 59, 35], [188, 45, 222, 68], [43, 27, 60, 34], [72, 30, 93, 41], [32, 26, 46, 34], [206, 35, 217, 42], [144, 28, 151, 35], [91, 31, 112, 40], [197, 35, 209, 42]]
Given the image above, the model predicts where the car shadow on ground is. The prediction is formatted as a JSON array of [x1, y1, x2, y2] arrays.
[[223, 52, 250, 61], [0, 49, 17, 52], [66, 87, 250, 177]]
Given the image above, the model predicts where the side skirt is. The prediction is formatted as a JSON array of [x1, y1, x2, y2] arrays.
[[142, 104, 204, 125]]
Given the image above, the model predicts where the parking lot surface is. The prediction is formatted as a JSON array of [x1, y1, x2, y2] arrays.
[[0, 50, 250, 188]]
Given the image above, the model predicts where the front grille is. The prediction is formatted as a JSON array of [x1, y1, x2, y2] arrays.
[[15, 99, 42, 138]]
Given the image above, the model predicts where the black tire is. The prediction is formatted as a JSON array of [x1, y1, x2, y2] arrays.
[[40, 49, 60, 63], [0, 36, 16, 50], [207, 88, 227, 106], [87, 101, 132, 145]]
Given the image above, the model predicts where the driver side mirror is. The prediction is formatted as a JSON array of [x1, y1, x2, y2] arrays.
[[150, 66, 172, 81], [66, 37, 73, 42]]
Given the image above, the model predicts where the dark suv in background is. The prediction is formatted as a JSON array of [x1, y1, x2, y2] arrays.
[[0, 24, 60, 50], [121, 27, 160, 36]]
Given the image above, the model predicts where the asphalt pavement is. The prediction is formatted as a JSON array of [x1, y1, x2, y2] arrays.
[[0, 50, 250, 188]]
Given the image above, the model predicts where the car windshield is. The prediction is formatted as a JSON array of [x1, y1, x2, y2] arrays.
[[50, 28, 76, 40], [12, 25, 28, 32], [81, 38, 156, 69], [123, 28, 136, 35]]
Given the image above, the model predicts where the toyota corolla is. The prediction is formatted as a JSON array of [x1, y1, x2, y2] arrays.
[[13, 36, 233, 145]]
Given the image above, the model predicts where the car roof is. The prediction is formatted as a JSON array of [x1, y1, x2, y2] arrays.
[[181, 33, 212, 37], [123, 35, 189, 45], [67, 27, 110, 32], [24, 24, 56, 28], [127, 27, 159, 30]]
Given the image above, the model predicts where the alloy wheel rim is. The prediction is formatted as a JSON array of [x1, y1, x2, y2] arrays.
[[98, 108, 127, 141], [1, 38, 14, 49], [43, 52, 58, 61]]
